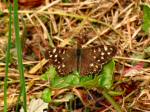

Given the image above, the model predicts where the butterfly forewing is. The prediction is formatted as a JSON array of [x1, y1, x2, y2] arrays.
[[80, 45, 116, 75], [45, 48, 77, 75]]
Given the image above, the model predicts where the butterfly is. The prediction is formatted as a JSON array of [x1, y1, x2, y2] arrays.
[[45, 45, 117, 76]]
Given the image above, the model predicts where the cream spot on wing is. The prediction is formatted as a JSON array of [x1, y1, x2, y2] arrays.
[[62, 64, 65, 68], [98, 48, 101, 52], [90, 63, 94, 67], [62, 50, 66, 54], [93, 68, 97, 72], [101, 52, 104, 56], [57, 65, 61, 69], [93, 56, 96, 59], [58, 69, 61, 73], [54, 59, 57, 62], [97, 60, 100, 62], [53, 48, 56, 53], [54, 54, 58, 58], [49, 54, 53, 58], [58, 50, 61, 53], [107, 52, 111, 55], [104, 46, 108, 51], [110, 47, 113, 51], [93, 49, 96, 53], [101, 56, 104, 60], [95, 65, 98, 68]]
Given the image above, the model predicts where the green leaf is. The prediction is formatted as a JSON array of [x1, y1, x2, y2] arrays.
[[142, 3, 150, 33], [64, 74, 80, 85], [51, 76, 69, 88], [79, 75, 99, 88], [99, 60, 115, 89], [42, 88, 52, 103], [48, 61, 115, 89], [41, 66, 57, 81], [51, 74, 80, 89], [80, 75, 93, 83]]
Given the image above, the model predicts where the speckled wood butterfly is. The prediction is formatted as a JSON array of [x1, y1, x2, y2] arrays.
[[45, 45, 116, 76]]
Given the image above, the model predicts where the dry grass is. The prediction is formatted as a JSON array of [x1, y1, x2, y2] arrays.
[[0, 0, 150, 111]]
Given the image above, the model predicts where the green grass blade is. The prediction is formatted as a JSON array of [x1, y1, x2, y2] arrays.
[[13, 0, 27, 111], [4, 4, 12, 112]]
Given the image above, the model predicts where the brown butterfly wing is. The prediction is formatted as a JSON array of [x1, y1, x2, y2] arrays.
[[45, 48, 77, 75], [79, 45, 116, 75]]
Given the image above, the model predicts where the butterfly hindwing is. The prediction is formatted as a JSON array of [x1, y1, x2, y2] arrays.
[[80, 45, 116, 75]]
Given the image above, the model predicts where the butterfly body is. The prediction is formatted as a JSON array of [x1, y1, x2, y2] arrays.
[[45, 45, 116, 76]]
